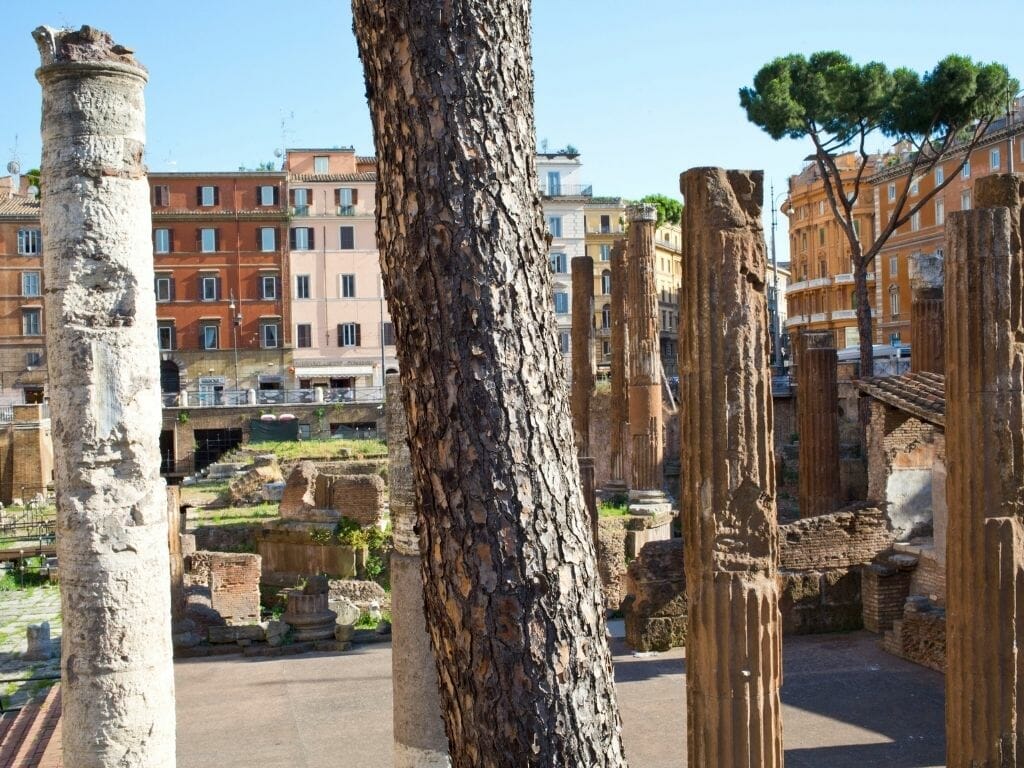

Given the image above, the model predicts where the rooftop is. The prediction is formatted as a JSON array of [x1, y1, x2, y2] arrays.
[[0, 196, 40, 218], [856, 371, 944, 427], [289, 172, 378, 183]]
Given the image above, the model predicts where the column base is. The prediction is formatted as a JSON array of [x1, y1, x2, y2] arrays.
[[628, 489, 672, 516], [602, 480, 629, 496]]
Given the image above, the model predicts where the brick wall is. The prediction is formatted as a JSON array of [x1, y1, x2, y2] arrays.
[[186, 551, 261, 626], [323, 474, 386, 528], [780, 505, 894, 570], [880, 598, 946, 672], [862, 562, 914, 633]]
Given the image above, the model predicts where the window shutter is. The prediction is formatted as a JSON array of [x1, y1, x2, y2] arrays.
[[334, 188, 341, 206], [273, 186, 280, 205], [289, 228, 296, 250], [169, 229, 175, 253], [216, 277, 222, 301], [195, 228, 202, 250], [170, 279, 176, 301], [351, 189, 358, 205], [275, 277, 282, 300], [200, 326, 205, 348], [256, 227, 263, 250], [213, 186, 220, 206], [196, 186, 202, 206], [170, 326, 176, 350], [214, 229, 220, 252], [289, 188, 295, 206], [337, 324, 344, 347], [308, 228, 315, 250], [355, 324, 362, 346]]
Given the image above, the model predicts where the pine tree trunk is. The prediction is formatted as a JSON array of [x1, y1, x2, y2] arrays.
[[352, 3, 628, 767]]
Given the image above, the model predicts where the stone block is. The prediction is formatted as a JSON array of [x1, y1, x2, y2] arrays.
[[208, 624, 265, 644], [23, 621, 52, 660]]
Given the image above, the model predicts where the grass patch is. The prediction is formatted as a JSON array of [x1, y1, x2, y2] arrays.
[[355, 610, 391, 629], [189, 502, 279, 526], [598, 500, 630, 517], [238, 438, 386, 462]]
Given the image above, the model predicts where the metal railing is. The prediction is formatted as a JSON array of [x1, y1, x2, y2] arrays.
[[162, 386, 386, 409], [539, 184, 593, 197], [0, 405, 13, 423]]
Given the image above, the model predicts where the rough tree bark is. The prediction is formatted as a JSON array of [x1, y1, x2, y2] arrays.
[[352, 3, 628, 767], [34, 25, 176, 767]]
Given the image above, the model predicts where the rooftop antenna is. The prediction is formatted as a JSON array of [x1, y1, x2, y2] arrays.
[[7, 134, 21, 192]]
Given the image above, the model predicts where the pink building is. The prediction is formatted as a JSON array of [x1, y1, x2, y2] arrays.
[[284, 148, 397, 393]]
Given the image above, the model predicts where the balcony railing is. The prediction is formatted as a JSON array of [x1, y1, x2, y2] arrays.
[[337, 205, 359, 216], [808, 277, 831, 288], [291, 205, 310, 216], [586, 226, 625, 235], [810, 312, 829, 323], [539, 184, 593, 197], [834, 273, 854, 284], [0, 406, 13, 423], [831, 309, 858, 320], [163, 386, 385, 409]]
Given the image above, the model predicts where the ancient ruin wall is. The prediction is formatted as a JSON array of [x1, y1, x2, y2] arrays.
[[34, 25, 176, 767]]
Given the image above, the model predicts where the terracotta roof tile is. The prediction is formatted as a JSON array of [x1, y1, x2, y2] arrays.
[[856, 371, 945, 427], [0, 196, 40, 218], [290, 172, 377, 183]]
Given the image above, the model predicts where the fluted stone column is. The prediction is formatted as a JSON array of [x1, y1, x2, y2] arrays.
[[35, 25, 175, 767], [386, 375, 450, 768], [604, 239, 629, 495], [571, 256, 598, 538], [796, 330, 840, 518], [908, 252, 944, 375], [626, 205, 670, 515], [945, 174, 1024, 767], [679, 167, 783, 768]]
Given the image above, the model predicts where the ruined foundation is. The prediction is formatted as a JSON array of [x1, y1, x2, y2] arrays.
[[944, 174, 1024, 766], [626, 206, 670, 515], [908, 252, 944, 375], [797, 331, 840, 518], [386, 375, 449, 768], [679, 167, 783, 767], [35, 25, 176, 766]]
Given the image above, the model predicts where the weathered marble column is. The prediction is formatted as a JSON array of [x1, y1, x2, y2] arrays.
[[679, 167, 783, 768], [571, 256, 598, 538], [386, 375, 450, 768], [604, 239, 630, 495], [908, 252, 944, 375], [945, 173, 1024, 767], [626, 205, 670, 515], [796, 330, 840, 518], [35, 25, 176, 766]]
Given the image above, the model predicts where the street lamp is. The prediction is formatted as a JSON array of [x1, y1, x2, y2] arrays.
[[228, 290, 242, 394]]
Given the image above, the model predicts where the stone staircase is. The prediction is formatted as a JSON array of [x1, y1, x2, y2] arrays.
[[0, 683, 62, 767]]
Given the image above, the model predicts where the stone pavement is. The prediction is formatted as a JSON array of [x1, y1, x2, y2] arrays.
[[0, 585, 61, 711], [177, 626, 946, 768]]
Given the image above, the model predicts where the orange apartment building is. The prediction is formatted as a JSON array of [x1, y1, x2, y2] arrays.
[[150, 171, 291, 402], [0, 192, 45, 403]]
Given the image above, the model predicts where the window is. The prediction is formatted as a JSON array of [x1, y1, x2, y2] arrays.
[[340, 274, 356, 298], [290, 227, 314, 250], [259, 227, 276, 252], [554, 291, 569, 314], [154, 276, 172, 302], [601, 270, 611, 295], [818, 227, 825, 246], [201, 324, 219, 350], [818, 200, 825, 215], [200, 228, 218, 253], [261, 322, 279, 348], [558, 331, 570, 354], [887, 182, 896, 202], [154, 228, 171, 254], [962, 190, 971, 211], [314, 156, 329, 173], [889, 254, 898, 277], [25, 351, 42, 367], [258, 185, 278, 206], [547, 216, 562, 238], [339, 226, 355, 250], [991, 148, 1001, 170], [200, 275, 219, 301], [962, 160, 971, 179], [292, 188, 310, 215], [601, 304, 611, 329], [296, 323, 312, 348], [21, 272, 40, 297], [911, 211, 921, 232], [602, 341, 610, 358], [935, 198, 945, 227], [547, 171, 561, 195], [153, 185, 169, 207], [22, 309, 41, 336], [198, 185, 219, 207], [818, 260, 827, 279], [935, 166, 945, 186], [549, 252, 567, 273], [599, 244, 611, 261], [295, 274, 310, 299], [157, 323, 175, 351], [339, 322, 361, 347], [382, 322, 395, 346], [852, 219, 861, 239], [261, 275, 278, 300], [910, 177, 919, 196], [17, 229, 41, 255], [599, 214, 611, 233], [336, 187, 357, 215], [889, 285, 900, 318], [800, 233, 808, 252]]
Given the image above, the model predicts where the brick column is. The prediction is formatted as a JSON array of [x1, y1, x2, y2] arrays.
[[679, 167, 783, 768], [386, 375, 449, 767], [604, 239, 629, 495], [35, 25, 176, 766], [945, 174, 1024, 767], [571, 256, 598, 538], [796, 331, 840, 518], [908, 252, 944, 375], [626, 205, 670, 515]]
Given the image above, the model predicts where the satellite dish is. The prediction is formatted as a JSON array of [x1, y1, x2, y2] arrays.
[[6, 160, 20, 175], [273, 148, 283, 158], [27, 186, 39, 197]]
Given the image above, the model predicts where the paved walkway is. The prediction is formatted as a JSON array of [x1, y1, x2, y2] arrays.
[[177, 629, 946, 768], [0, 586, 61, 711]]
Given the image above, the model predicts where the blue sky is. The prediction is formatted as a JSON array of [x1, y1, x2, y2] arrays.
[[3, 1, 1023, 262]]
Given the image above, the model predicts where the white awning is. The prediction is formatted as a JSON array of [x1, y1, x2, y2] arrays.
[[293, 366, 374, 378]]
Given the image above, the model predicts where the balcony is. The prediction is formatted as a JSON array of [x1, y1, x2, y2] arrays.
[[163, 386, 385, 409], [787, 280, 809, 293], [587, 227, 625, 236], [834, 273, 854, 284], [810, 312, 829, 323], [808, 277, 831, 288], [539, 184, 593, 197], [291, 205, 310, 216], [831, 309, 857, 320], [337, 205, 359, 216], [785, 315, 808, 328]]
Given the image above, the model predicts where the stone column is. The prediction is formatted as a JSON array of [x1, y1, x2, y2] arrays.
[[945, 174, 1024, 767], [796, 330, 840, 518], [571, 256, 598, 538], [386, 375, 449, 768], [604, 239, 629, 495], [34, 25, 176, 767], [626, 205, 670, 515], [908, 252, 944, 375], [679, 167, 783, 768]]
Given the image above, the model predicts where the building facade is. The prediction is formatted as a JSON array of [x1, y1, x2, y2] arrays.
[[585, 197, 625, 368], [284, 148, 396, 392], [0, 193, 45, 403]]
